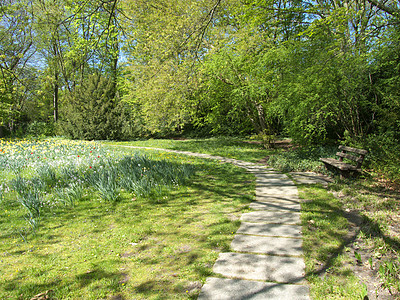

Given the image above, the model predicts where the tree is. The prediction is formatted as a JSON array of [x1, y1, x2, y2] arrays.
[[32, 0, 123, 123], [121, 0, 224, 134], [0, 0, 36, 132], [59, 73, 124, 140]]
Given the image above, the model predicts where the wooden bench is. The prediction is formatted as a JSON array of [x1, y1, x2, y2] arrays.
[[320, 145, 368, 178]]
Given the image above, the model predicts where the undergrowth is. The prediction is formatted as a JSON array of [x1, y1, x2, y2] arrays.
[[267, 146, 337, 173]]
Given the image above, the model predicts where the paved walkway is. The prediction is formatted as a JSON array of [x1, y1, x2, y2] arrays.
[[121, 147, 311, 299], [197, 161, 309, 300]]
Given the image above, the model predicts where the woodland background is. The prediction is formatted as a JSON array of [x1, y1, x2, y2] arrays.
[[1, 0, 400, 179]]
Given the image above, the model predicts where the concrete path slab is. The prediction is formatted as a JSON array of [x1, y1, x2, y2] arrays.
[[256, 186, 299, 196], [198, 277, 309, 300], [250, 201, 300, 211], [256, 180, 296, 186], [231, 235, 303, 256], [237, 222, 302, 238], [241, 211, 301, 224], [256, 173, 290, 180], [213, 252, 306, 283], [254, 194, 301, 204]]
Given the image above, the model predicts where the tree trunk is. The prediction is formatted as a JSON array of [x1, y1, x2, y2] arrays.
[[53, 72, 59, 122]]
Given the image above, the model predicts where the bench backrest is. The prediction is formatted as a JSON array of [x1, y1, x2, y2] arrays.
[[337, 145, 368, 169]]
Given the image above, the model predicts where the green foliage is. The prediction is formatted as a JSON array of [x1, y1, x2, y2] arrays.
[[0, 1, 37, 131], [55, 182, 84, 206], [0, 185, 4, 204], [90, 167, 120, 202], [26, 122, 55, 138], [10, 176, 43, 233], [363, 133, 400, 182], [195, 25, 288, 136], [36, 164, 57, 189], [379, 259, 400, 293], [267, 146, 337, 173], [59, 73, 125, 140]]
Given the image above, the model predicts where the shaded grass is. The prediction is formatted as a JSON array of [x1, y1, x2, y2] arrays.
[[300, 186, 362, 299], [0, 149, 255, 299], [330, 178, 400, 296], [299, 184, 365, 299], [299, 178, 400, 299]]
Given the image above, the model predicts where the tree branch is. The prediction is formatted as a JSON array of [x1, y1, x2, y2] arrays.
[[366, 0, 398, 16]]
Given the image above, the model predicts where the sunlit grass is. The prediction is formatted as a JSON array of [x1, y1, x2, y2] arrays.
[[107, 137, 272, 163], [299, 184, 367, 299], [0, 141, 255, 299]]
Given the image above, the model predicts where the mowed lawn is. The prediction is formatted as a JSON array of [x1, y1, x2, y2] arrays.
[[0, 139, 255, 299], [3, 137, 398, 299]]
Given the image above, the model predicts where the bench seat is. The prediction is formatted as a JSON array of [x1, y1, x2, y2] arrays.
[[320, 145, 367, 177], [319, 157, 360, 172]]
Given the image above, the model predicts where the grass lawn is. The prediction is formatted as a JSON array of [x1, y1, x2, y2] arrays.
[[297, 178, 400, 299], [106, 137, 270, 163], [2, 137, 399, 299], [0, 140, 255, 299]]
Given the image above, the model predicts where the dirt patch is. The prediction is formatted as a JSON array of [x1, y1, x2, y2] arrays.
[[346, 237, 395, 299], [331, 187, 400, 299], [121, 251, 135, 258], [118, 273, 130, 284], [109, 294, 124, 300], [185, 281, 202, 294], [257, 156, 270, 165]]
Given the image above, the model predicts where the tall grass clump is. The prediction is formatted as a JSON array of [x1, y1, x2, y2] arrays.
[[55, 182, 84, 206], [115, 154, 195, 199], [89, 167, 120, 202], [36, 164, 58, 190], [59, 164, 81, 186], [2, 139, 196, 235], [379, 258, 400, 294], [0, 183, 7, 203], [10, 176, 43, 232]]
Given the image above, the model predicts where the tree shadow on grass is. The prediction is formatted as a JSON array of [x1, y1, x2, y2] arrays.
[[303, 184, 400, 279], [75, 264, 122, 288], [3, 263, 125, 299]]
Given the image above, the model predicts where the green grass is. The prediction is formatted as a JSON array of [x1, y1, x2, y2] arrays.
[[0, 146, 255, 299], [299, 177, 400, 299], [267, 146, 337, 173], [299, 184, 367, 299], [106, 136, 272, 163], [3, 137, 399, 299]]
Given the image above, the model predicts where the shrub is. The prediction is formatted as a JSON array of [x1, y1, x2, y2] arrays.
[[267, 146, 337, 173], [58, 73, 125, 140], [26, 121, 55, 137], [362, 133, 400, 182]]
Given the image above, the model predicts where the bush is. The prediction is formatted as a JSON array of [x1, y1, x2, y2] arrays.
[[363, 133, 400, 182], [26, 121, 55, 137], [58, 73, 125, 140], [267, 146, 337, 173]]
